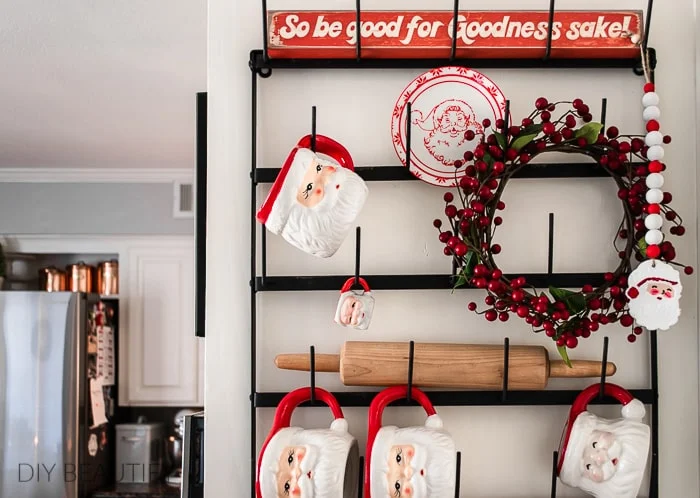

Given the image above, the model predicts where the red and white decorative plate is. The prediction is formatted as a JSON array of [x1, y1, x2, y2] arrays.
[[391, 66, 508, 187]]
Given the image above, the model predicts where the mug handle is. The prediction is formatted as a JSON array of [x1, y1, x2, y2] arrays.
[[340, 277, 371, 294], [256, 387, 344, 498], [296, 134, 355, 171], [365, 386, 437, 497]]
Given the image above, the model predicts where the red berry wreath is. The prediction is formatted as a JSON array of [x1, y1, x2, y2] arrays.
[[432, 93, 692, 363]]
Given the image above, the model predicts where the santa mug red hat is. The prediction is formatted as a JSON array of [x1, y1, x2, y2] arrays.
[[256, 135, 368, 258], [334, 277, 374, 330], [256, 387, 359, 498], [365, 386, 456, 498], [626, 259, 682, 331], [557, 383, 650, 498]]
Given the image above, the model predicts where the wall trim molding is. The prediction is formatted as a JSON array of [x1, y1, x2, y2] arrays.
[[0, 168, 194, 184]]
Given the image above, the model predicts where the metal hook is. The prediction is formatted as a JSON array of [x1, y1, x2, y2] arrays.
[[600, 98, 608, 130], [449, 0, 460, 61], [311, 106, 317, 152], [355, 227, 361, 286], [502, 337, 510, 401], [550, 450, 559, 497], [405, 101, 412, 168], [548, 213, 555, 278], [310, 345, 316, 404], [355, 0, 362, 61], [406, 340, 415, 402], [598, 336, 609, 400], [454, 451, 462, 498], [544, 0, 556, 60]]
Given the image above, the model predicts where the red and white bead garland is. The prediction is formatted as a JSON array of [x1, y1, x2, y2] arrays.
[[641, 82, 670, 260]]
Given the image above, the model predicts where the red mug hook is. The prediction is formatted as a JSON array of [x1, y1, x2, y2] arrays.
[[296, 134, 355, 171], [557, 382, 638, 475], [341, 277, 371, 294], [256, 387, 344, 498], [364, 386, 437, 497]]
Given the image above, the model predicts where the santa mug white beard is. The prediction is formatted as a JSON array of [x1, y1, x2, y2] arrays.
[[257, 136, 368, 259], [334, 278, 374, 330], [558, 384, 650, 498], [627, 259, 682, 331]]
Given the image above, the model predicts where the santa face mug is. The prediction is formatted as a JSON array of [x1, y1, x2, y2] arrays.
[[334, 277, 374, 330], [256, 135, 369, 258], [626, 259, 682, 331], [365, 386, 456, 498], [256, 387, 360, 498], [557, 383, 650, 498]]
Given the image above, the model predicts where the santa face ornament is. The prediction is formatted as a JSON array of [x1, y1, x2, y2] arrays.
[[365, 386, 456, 498], [626, 259, 682, 331], [257, 135, 368, 258], [558, 383, 650, 498], [257, 387, 360, 498], [335, 277, 374, 330]]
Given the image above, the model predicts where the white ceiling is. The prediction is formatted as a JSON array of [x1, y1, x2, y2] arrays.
[[0, 0, 206, 169]]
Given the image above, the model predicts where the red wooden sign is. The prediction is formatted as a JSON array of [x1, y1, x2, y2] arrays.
[[267, 10, 643, 59]]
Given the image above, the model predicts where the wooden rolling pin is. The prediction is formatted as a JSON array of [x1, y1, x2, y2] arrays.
[[274, 341, 616, 390]]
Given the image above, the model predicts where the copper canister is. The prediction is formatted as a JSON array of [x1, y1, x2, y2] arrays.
[[66, 262, 95, 293], [39, 267, 66, 292], [97, 260, 119, 296]]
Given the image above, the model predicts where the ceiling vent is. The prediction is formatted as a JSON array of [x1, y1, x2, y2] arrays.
[[173, 181, 195, 218]]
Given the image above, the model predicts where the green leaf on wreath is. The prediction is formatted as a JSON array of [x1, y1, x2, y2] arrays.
[[494, 131, 507, 151], [464, 249, 478, 277], [557, 344, 574, 367], [510, 133, 539, 152], [521, 123, 544, 136], [452, 273, 467, 292], [637, 237, 648, 257], [483, 151, 495, 167], [548, 285, 586, 313], [574, 122, 603, 144]]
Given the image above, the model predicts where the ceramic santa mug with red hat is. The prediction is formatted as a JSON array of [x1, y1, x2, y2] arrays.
[[334, 277, 374, 330], [256, 134, 368, 259], [557, 383, 650, 498], [365, 386, 456, 498], [257, 387, 360, 498]]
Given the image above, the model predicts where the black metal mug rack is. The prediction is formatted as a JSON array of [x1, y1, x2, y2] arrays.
[[249, 0, 659, 496]]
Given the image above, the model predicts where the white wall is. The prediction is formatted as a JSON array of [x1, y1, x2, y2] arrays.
[[206, 0, 699, 496]]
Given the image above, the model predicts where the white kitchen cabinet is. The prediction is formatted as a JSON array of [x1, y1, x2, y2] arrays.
[[123, 238, 203, 406]]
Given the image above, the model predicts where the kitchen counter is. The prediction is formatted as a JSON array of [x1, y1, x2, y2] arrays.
[[91, 482, 180, 498]]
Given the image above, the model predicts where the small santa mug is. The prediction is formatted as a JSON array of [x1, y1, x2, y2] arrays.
[[334, 277, 375, 330], [256, 387, 360, 498], [256, 134, 369, 259], [557, 383, 650, 498], [365, 386, 457, 498]]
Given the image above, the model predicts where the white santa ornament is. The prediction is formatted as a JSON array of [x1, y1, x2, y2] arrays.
[[334, 277, 375, 330], [257, 135, 368, 258], [257, 387, 360, 498], [557, 383, 650, 498], [365, 386, 456, 498], [626, 259, 682, 331]]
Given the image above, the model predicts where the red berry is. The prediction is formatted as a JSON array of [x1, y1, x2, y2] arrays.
[[663, 135, 672, 144], [577, 104, 590, 115], [443, 192, 454, 203], [577, 137, 588, 147], [473, 264, 488, 277], [646, 244, 661, 258], [540, 110, 551, 122], [685, 266, 694, 275], [509, 125, 521, 137], [519, 152, 531, 164], [491, 244, 502, 254], [572, 98, 583, 108], [516, 306, 529, 318], [443, 247, 452, 256], [634, 326, 643, 335], [604, 272, 614, 282], [463, 151, 474, 161], [556, 337, 566, 347], [676, 226, 686, 236], [620, 314, 634, 327], [445, 205, 458, 218], [497, 201, 506, 210], [438, 232, 451, 243], [511, 289, 525, 302], [582, 284, 594, 293], [566, 336, 579, 348], [468, 302, 477, 311], [535, 97, 549, 110], [447, 236, 459, 249], [485, 296, 496, 306], [433, 219, 442, 228], [499, 312, 510, 322], [543, 122, 556, 135], [606, 126, 619, 139], [465, 130, 476, 141], [485, 310, 498, 322], [491, 269, 502, 280], [627, 287, 639, 298], [506, 148, 518, 161], [454, 243, 467, 257], [493, 161, 505, 174], [646, 119, 660, 132], [588, 298, 602, 310], [662, 192, 672, 204], [492, 216, 503, 226], [495, 118, 505, 130], [588, 322, 599, 332], [665, 211, 676, 221], [627, 334, 637, 343], [565, 115, 577, 128]]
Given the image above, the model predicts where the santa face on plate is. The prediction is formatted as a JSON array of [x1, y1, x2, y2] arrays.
[[627, 260, 683, 331]]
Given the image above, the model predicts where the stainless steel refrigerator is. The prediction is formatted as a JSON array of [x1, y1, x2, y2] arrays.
[[0, 291, 118, 497]]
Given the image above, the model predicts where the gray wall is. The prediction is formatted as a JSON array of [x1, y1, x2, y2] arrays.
[[0, 183, 194, 235]]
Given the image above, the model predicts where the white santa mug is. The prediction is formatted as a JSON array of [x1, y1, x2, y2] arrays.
[[365, 386, 457, 498], [557, 383, 650, 498], [256, 387, 360, 498], [334, 277, 375, 330], [256, 134, 369, 258]]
